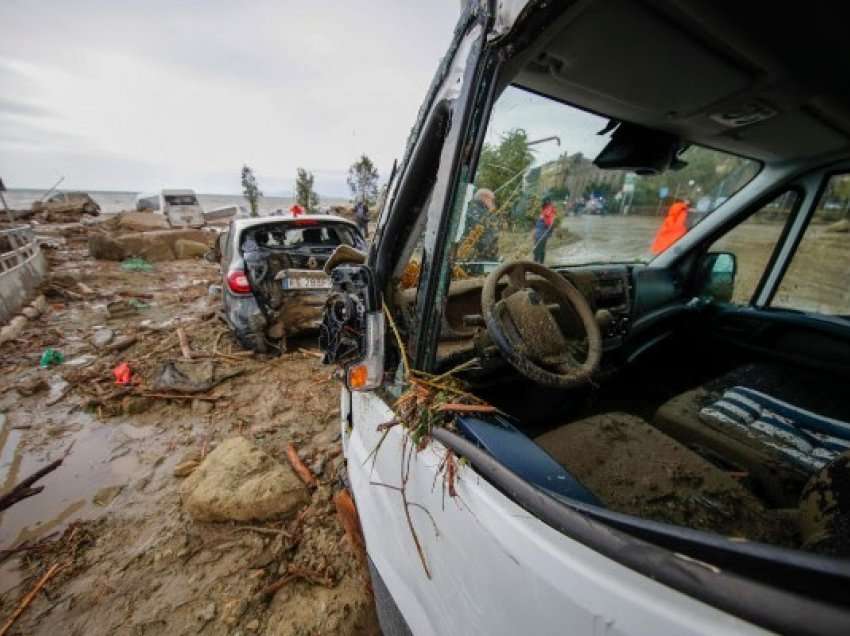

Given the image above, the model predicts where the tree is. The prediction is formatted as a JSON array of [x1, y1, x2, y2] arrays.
[[241, 165, 262, 217], [295, 168, 320, 212], [476, 129, 535, 196], [347, 154, 379, 206]]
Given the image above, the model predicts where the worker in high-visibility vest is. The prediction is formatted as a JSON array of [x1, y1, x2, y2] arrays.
[[651, 198, 690, 254]]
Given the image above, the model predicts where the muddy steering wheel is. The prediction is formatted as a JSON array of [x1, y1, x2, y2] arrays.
[[481, 260, 602, 388]]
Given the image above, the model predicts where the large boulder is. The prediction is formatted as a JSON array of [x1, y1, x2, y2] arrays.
[[89, 234, 128, 261], [117, 211, 170, 233], [173, 239, 208, 259], [180, 437, 308, 522]]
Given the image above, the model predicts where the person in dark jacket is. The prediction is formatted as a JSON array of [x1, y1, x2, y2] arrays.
[[462, 188, 499, 261], [354, 200, 369, 238]]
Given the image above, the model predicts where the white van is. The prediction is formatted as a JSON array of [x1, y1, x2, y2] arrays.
[[134, 189, 204, 227]]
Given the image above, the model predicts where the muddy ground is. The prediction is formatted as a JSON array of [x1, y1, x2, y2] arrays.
[[0, 221, 378, 635]]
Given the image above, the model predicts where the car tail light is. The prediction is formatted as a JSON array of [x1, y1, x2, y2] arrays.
[[227, 270, 251, 294], [292, 219, 318, 226]]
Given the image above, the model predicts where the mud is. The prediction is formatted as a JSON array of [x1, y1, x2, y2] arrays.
[[0, 221, 378, 635]]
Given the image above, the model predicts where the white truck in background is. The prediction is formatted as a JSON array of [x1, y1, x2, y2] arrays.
[[135, 189, 204, 227]]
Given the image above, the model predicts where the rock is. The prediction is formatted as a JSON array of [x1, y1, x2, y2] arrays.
[[89, 235, 127, 261], [92, 328, 114, 348], [220, 597, 248, 626], [196, 602, 216, 624], [0, 316, 28, 345], [246, 619, 260, 632], [21, 306, 40, 320], [31, 296, 48, 313], [93, 485, 124, 507], [173, 460, 199, 478], [173, 239, 208, 260], [115, 230, 213, 263], [117, 211, 170, 233], [180, 437, 308, 522]]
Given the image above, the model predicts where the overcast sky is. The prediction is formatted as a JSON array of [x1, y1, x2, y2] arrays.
[[0, 0, 459, 196]]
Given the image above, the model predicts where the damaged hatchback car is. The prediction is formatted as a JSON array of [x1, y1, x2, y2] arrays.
[[320, 1, 850, 635], [215, 214, 365, 352]]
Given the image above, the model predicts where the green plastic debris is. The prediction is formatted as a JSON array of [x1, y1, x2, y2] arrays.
[[128, 298, 150, 310], [121, 257, 154, 272], [39, 348, 64, 368]]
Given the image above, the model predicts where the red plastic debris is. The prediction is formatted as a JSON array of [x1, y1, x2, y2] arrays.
[[113, 362, 132, 385]]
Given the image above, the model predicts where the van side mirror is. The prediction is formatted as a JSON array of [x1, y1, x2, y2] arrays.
[[696, 251, 737, 303], [319, 263, 385, 391]]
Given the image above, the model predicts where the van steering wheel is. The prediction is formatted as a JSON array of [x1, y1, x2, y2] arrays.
[[481, 260, 602, 388]]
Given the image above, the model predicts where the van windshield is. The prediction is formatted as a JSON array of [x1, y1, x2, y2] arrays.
[[165, 195, 199, 206], [453, 86, 759, 271]]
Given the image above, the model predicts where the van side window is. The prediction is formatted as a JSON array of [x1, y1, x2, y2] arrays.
[[699, 191, 798, 304], [772, 174, 850, 315]]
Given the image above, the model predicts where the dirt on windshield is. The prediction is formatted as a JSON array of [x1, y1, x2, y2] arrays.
[[0, 219, 378, 635]]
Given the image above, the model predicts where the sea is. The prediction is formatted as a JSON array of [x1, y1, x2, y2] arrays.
[[1, 189, 350, 215]]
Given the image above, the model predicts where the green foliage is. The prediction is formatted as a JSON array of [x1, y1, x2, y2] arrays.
[[476, 129, 534, 195], [240, 165, 262, 217], [347, 154, 379, 206], [295, 167, 320, 212]]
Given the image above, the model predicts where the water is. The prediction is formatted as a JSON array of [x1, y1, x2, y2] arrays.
[[2, 189, 349, 215]]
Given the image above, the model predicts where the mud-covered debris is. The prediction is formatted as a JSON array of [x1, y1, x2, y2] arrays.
[[117, 211, 170, 233], [152, 360, 242, 394], [180, 437, 308, 522], [92, 485, 123, 507], [88, 234, 127, 261], [173, 460, 199, 478], [92, 328, 114, 349], [173, 239, 208, 259]]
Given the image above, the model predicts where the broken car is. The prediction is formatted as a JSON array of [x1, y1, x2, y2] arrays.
[[135, 189, 205, 227], [320, 1, 850, 635], [217, 215, 365, 353]]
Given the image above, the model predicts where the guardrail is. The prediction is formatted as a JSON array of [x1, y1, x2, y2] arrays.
[[0, 226, 48, 323]]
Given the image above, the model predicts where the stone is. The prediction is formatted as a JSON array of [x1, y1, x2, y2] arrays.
[[88, 235, 127, 261], [196, 602, 216, 623], [31, 296, 48, 313], [180, 437, 308, 522], [92, 328, 114, 348], [21, 306, 40, 320], [246, 619, 260, 632], [220, 597, 248, 626], [122, 396, 151, 415], [0, 316, 28, 345], [93, 485, 124, 507], [173, 460, 199, 478], [117, 211, 170, 233], [173, 239, 208, 260]]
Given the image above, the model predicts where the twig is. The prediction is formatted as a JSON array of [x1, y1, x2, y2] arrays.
[[383, 301, 410, 379], [0, 560, 70, 636], [435, 403, 497, 414], [140, 393, 218, 401], [285, 443, 316, 487], [234, 525, 291, 538], [177, 328, 193, 360], [333, 489, 367, 567]]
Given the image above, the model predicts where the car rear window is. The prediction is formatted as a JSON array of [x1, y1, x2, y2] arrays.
[[243, 222, 362, 249]]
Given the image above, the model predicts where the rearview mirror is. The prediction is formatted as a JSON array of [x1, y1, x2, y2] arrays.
[[696, 251, 737, 303], [319, 263, 384, 391]]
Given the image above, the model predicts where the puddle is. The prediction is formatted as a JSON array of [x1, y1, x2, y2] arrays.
[[0, 414, 148, 548]]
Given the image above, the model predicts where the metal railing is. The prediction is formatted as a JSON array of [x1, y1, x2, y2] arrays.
[[0, 226, 39, 273]]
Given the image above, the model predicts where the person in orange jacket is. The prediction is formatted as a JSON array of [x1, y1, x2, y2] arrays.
[[651, 198, 690, 254]]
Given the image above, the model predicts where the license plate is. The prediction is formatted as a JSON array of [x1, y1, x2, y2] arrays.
[[282, 277, 331, 290]]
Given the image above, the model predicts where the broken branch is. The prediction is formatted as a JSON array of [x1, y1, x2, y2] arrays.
[[285, 443, 316, 487], [0, 560, 70, 636], [0, 458, 63, 512], [177, 328, 193, 360], [435, 403, 497, 414]]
